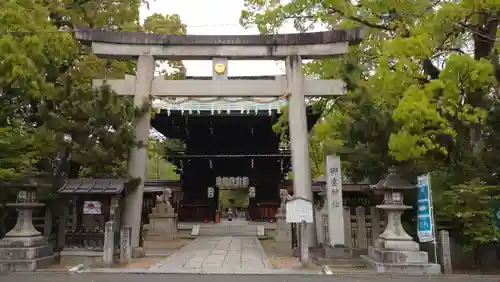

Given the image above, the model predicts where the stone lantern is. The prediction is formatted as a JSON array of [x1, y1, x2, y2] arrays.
[[361, 168, 440, 274], [0, 180, 54, 272]]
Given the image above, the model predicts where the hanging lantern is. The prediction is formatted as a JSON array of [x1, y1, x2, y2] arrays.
[[207, 187, 215, 198], [249, 187, 256, 198], [242, 177, 250, 188]]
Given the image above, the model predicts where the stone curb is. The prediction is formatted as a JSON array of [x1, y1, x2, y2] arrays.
[[6, 268, 500, 279], [320, 267, 500, 279], [76, 266, 500, 278], [79, 267, 323, 275]]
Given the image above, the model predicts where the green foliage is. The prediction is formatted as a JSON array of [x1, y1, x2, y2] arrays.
[[147, 140, 179, 180], [0, 127, 39, 180], [0, 0, 75, 180], [41, 84, 137, 177], [143, 13, 187, 80], [242, 0, 500, 244], [219, 190, 249, 209], [434, 177, 500, 245], [0, 0, 187, 186]]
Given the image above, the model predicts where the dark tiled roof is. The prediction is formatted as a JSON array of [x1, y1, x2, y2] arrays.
[[0, 178, 52, 189], [370, 168, 414, 190], [144, 179, 181, 193], [58, 178, 130, 195]]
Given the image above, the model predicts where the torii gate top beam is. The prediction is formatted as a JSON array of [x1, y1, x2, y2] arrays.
[[75, 28, 363, 60]]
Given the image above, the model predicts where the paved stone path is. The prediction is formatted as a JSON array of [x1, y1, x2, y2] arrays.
[[3, 273, 500, 282], [148, 236, 273, 274]]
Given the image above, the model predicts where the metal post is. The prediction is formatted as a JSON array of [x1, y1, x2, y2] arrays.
[[428, 173, 438, 264]]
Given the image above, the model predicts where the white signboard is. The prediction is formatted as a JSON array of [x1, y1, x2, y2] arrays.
[[286, 198, 314, 223], [325, 155, 344, 246], [83, 201, 102, 215], [215, 176, 249, 189]]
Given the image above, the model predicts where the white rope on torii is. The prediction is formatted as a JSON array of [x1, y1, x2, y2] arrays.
[[151, 95, 287, 116]]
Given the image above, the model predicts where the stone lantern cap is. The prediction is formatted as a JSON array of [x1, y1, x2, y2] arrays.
[[370, 167, 415, 191]]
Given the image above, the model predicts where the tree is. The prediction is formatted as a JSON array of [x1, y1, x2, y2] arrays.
[[0, 0, 75, 180], [143, 13, 187, 80], [37, 2, 188, 178], [241, 0, 500, 245], [241, 0, 499, 161], [147, 140, 179, 180], [0, 0, 188, 184]]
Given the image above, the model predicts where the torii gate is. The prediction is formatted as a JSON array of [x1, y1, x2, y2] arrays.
[[76, 29, 362, 259]]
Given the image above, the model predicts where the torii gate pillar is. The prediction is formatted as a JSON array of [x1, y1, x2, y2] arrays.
[[286, 55, 315, 245], [122, 54, 154, 257]]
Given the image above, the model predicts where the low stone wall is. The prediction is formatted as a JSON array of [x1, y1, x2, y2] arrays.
[[317, 206, 385, 254]]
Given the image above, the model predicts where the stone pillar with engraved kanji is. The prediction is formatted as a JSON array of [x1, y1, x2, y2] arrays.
[[324, 155, 352, 258]]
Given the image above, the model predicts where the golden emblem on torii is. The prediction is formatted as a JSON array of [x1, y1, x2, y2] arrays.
[[214, 63, 227, 75]]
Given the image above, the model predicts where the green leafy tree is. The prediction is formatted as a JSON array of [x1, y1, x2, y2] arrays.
[[0, 0, 74, 180], [37, 0, 143, 178], [241, 0, 500, 244], [0, 0, 188, 184], [147, 140, 179, 180], [241, 0, 499, 162], [37, 2, 188, 178], [143, 13, 187, 80]]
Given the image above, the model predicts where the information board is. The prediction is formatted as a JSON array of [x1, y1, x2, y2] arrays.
[[286, 198, 314, 223], [83, 201, 102, 215]]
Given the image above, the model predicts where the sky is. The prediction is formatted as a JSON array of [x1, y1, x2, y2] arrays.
[[139, 0, 325, 77]]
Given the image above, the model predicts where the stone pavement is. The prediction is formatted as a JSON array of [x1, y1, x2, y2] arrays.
[[2, 273, 500, 282], [148, 236, 273, 274]]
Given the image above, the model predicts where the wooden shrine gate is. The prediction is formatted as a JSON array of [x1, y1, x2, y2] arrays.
[[76, 29, 363, 254]]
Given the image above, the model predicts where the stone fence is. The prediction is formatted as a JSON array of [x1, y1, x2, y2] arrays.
[[318, 206, 385, 253]]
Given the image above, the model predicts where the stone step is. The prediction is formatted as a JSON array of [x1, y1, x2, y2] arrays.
[[198, 226, 258, 236]]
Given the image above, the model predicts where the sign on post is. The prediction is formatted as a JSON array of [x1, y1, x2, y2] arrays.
[[417, 174, 434, 242], [286, 197, 314, 223]]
